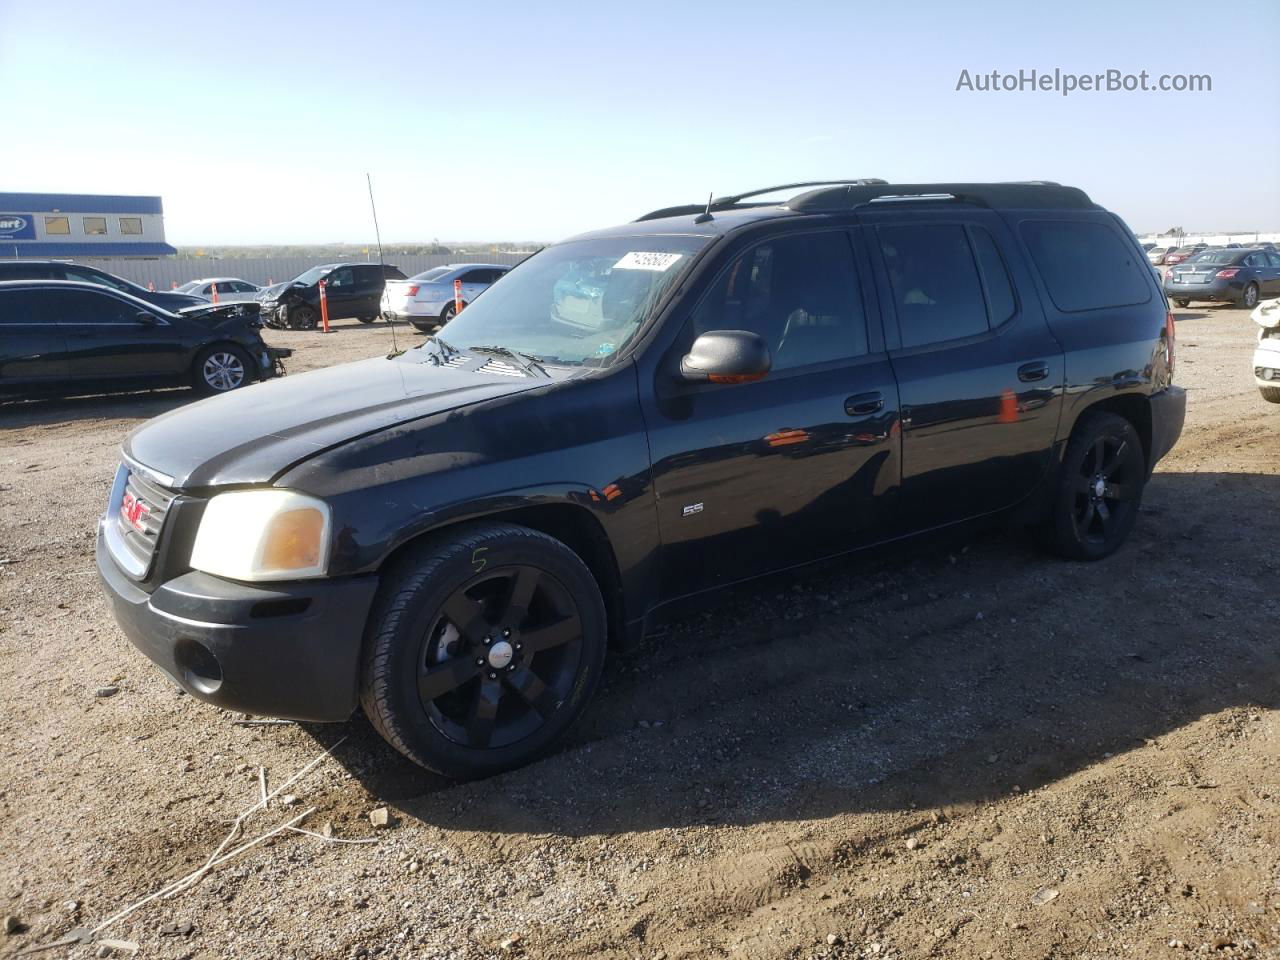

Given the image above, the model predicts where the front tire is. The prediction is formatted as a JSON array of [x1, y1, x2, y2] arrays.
[[193, 345, 253, 395], [360, 523, 607, 780], [1241, 283, 1260, 309], [439, 302, 458, 325], [358, 315, 377, 324], [1038, 411, 1146, 561], [410, 320, 435, 334], [288, 305, 318, 330], [1261, 386, 1280, 404]]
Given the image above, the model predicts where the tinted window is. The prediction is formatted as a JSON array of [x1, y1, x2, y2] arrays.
[[1021, 220, 1151, 312], [969, 226, 1017, 325], [878, 223, 988, 348], [690, 230, 868, 371], [49, 289, 150, 325], [0, 263, 55, 280], [461, 269, 493, 283], [0, 290, 49, 324], [232, 281, 257, 293], [353, 265, 383, 285], [411, 267, 452, 283], [62, 267, 129, 292], [1243, 253, 1266, 268], [1268, 253, 1280, 268], [327, 267, 354, 288], [382, 265, 406, 279]]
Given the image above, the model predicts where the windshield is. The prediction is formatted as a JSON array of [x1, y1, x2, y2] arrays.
[[1188, 251, 1238, 265], [290, 265, 331, 286], [410, 267, 452, 283], [432, 236, 709, 364]]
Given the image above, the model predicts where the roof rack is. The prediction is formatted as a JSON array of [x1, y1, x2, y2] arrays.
[[634, 179, 888, 222], [787, 181, 1094, 212]]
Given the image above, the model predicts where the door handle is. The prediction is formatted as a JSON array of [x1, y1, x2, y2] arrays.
[[1017, 361, 1050, 382], [845, 391, 884, 416]]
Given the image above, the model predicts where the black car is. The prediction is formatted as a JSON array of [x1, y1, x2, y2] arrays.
[[0, 259, 206, 311], [0, 280, 287, 397], [1163, 247, 1280, 308], [258, 262, 407, 330], [96, 180, 1185, 779]]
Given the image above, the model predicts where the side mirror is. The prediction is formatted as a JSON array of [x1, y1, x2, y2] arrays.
[[135, 310, 157, 325], [678, 330, 771, 384]]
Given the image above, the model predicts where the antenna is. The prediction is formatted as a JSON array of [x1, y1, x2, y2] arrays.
[[367, 173, 400, 355], [693, 192, 714, 224]]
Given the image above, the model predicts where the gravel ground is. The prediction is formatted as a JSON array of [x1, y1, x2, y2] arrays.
[[0, 307, 1277, 960]]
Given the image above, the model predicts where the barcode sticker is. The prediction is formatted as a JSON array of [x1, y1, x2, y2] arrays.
[[614, 251, 683, 272]]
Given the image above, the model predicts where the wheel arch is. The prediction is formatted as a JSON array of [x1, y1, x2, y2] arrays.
[[1065, 392, 1153, 471], [375, 501, 627, 647]]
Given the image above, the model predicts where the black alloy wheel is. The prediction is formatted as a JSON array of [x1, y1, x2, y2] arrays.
[[1039, 411, 1146, 560], [361, 523, 606, 779]]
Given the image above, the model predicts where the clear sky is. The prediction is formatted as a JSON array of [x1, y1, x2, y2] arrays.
[[2, 0, 1277, 244]]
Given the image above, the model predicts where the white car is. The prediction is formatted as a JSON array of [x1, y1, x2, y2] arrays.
[[176, 277, 263, 303], [1253, 297, 1280, 403], [380, 263, 510, 332]]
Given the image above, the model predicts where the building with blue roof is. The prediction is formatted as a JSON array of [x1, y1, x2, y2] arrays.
[[0, 193, 177, 258]]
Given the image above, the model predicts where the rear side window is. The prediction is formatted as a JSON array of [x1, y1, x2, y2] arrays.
[[877, 223, 988, 348], [48, 289, 148, 325], [1021, 220, 1151, 312], [690, 230, 868, 371]]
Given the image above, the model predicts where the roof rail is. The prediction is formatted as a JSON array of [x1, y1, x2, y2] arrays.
[[634, 179, 888, 222], [788, 181, 1094, 212]]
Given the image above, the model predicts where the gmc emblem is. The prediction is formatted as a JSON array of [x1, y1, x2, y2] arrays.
[[120, 491, 150, 533]]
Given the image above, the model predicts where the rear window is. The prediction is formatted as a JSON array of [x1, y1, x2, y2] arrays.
[[1021, 220, 1151, 312], [410, 267, 452, 283]]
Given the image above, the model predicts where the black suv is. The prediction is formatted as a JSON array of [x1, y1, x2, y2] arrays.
[[258, 262, 406, 329], [0, 260, 206, 311], [0, 280, 285, 397], [96, 181, 1185, 779]]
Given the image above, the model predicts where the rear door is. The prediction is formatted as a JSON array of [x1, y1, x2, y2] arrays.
[[642, 225, 902, 598], [1266, 253, 1280, 294], [0, 288, 69, 387], [55, 288, 187, 381], [860, 209, 1064, 530]]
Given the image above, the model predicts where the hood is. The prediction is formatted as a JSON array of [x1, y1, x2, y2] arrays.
[[177, 301, 262, 326], [258, 281, 292, 300], [124, 351, 556, 489], [1253, 297, 1280, 329]]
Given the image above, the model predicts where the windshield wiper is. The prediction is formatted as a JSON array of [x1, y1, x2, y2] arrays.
[[466, 345, 549, 378]]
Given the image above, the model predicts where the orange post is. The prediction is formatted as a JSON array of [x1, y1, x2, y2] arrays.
[[453, 278, 463, 316], [318, 278, 330, 333], [147, 280, 156, 292], [211, 283, 219, 304], [170, 281, 177, 290]]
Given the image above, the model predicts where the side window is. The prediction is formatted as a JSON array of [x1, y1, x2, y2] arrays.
[[877, 223, 988, 348], [1268, 252, 1280, 268], [354, 266, 382, 286], [1243, 253, 1265, 268], [0, 290, 48, 323], [327, 267, 353, 288], [460, 269, 491, 284], [690, 231, 868, 371], [50, 290, 148, 325], [1021, 220, 1151, 312], [232, 281, 256, 293], [969, 226, 1017, 326], [62, 267, 128, 292]]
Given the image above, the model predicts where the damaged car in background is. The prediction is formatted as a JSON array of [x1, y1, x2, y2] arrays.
[[0, 280, 289, 398]]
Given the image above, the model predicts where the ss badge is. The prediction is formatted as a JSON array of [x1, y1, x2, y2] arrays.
[[682, 502, 704, 518]]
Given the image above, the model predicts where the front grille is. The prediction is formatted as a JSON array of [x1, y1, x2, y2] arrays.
[[116, 470, 177, 571]]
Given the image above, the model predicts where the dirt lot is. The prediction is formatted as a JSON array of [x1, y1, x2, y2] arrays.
[[1, 308, 1277, 960]]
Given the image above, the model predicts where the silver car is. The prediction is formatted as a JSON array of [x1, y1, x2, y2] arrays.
[[176, 277, 263, 303], [380, 263, 510, 331]]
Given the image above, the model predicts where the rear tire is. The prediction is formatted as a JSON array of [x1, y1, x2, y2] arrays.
[[1261, 386, 1280, 404], [360, 523, 607, 780], [1241, 283, 1260, 309], [358, 315, 377, 324], [1038, 411, 1146, 561], [1173, 298, 1190, 308], [410, 321, 435, 334], [192, 344, 253, 395]]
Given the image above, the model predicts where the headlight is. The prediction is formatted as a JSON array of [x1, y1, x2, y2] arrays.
[[190, 490, 331, 581]]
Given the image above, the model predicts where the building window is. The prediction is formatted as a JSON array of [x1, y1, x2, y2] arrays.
[[83, 216, 108, 235], [119, 217, 143, 235], [44, 216, 70, 235]]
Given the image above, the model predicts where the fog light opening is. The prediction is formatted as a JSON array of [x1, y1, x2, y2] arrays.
[[174, 637, 223, 695]]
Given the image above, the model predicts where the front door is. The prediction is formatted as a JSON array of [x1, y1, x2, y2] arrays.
[[860, 211, 1064, 530], [55, 288, 186, 381], [642, 226, 902, 600]]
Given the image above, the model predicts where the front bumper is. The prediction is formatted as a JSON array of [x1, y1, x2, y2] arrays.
[[1149, 385, 1187, 473], [96, 524, 377, 721], [1255, 340, 1280, 387], [1163, 278, 1243, 302]]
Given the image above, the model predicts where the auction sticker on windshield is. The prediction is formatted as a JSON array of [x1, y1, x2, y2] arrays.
[[614, 251, 683, 271]]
